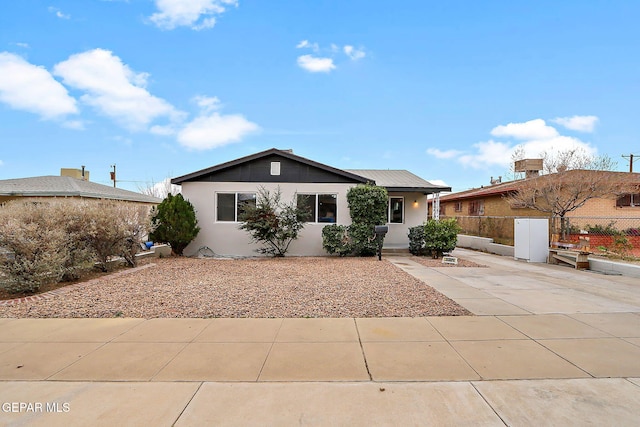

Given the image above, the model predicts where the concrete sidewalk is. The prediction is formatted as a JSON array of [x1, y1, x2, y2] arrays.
[[1, 250, 640, 425]]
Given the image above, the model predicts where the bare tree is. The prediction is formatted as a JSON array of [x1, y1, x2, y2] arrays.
[[138, 177, 181, 199], [505, 148, 628, 239]]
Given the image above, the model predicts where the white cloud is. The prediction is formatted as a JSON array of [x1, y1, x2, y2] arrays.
[[149, 0, 237, 30], [426, 148, 464, 159], [0, 160, 4, 166], [53, 49, 182, 130], [490, 119, 558, 140], [427, 118, 598, 170], [193, 95, 222, 113], [0, 52, 78, 119], [458, 140, 515, 168], [14, 42, 30, 48], [177, 112, 259, 150], [296, 40, 319, 52], [552, 115, 598, 132], [344, 45, 365, 60], [297, 55, 336, 73], [48, 7, 70, 19]]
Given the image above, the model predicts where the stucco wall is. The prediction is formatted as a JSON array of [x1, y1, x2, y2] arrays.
[[181, 183, 428, 256], [385, 192, 428, 248]]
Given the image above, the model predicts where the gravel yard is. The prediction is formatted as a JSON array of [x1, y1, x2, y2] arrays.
[[0, 257, 471, 318]]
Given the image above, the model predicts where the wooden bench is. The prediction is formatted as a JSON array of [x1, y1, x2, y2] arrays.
[[548, 248, 590, 269]]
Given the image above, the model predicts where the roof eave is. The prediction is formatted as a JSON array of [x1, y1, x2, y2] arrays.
[[386, 186, 452, 193]]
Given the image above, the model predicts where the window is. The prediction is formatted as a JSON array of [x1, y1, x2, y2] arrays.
[[216, 192, 256, 222], [454, 201, 462, 212], [468, 200, 485, 216], [388, 197, 404, 223], [617, 193, 640, 207], [270, 162, 281, 176], [296, 194, 337, 222]]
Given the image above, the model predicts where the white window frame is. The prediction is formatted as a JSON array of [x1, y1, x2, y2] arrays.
[[215, 192, 256, 223], [388, 196, 405, 224], [296, 193, 338, 223]]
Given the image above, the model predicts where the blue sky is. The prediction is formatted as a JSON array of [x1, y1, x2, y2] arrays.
[[1, 1, 638, 193]]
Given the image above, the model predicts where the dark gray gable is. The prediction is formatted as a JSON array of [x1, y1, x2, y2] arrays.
[[172, 149, 370, 184]]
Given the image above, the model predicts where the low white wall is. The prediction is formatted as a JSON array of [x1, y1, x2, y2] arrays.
[[588, 258, 640, 278], [456, 234, 515, 257]]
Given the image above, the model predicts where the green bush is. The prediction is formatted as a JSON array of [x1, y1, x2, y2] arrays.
[[239, 187, 309, 257], [149, 193, 200, 256], [422, 218, 461, 258], [345, 184, 388, 256], [585, 221, 619, 236], [322, 224, 352, 256], [408, 225, 428, 256]]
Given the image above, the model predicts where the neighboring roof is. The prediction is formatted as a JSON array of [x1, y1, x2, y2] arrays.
[[438, 180, 521, 202], [438, 170, 640, 202], [172, 148, 370, 185], [345, 169, 451, 193], [0, 176, 162, 204]]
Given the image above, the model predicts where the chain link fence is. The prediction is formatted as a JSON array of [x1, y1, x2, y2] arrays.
[[551, 216, 640, 257], [444, 216, 516, 246]]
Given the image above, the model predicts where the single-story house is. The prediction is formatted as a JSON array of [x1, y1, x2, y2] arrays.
[[434, 170, 640, 219], [171, 148, 450, 256], [0, 174, 161, 205]]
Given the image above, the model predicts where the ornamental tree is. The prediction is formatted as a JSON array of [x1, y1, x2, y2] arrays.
[[239, 187, 309, 257], [149, 193, 200, 256]]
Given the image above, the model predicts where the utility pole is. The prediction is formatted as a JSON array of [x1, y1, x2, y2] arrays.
[[622, 154, 638, 173], [110, 164, 116, 188]]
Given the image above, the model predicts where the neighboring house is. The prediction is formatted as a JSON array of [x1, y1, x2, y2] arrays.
[[171, 148, 450, 256], [0, 175, 161, 205], [434, 170, 640, 219], [430, 170, 640, 245]]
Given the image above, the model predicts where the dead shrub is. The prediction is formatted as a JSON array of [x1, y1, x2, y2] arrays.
[[0, 199, 152, 293], [0, 202, 70, 293]]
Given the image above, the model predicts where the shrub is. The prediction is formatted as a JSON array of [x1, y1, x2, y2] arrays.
[[408, 225, 428, 256], [88, 202, 152, 270], [585, 222, 619, 235], [345, 184, 388, 256], [610, 234, 633, 258], [0, 200, 152, 293], [149, 193, 200, 256], [0, 207, 68, 293], [422, 218, 461, 258], [322, 224, 352, 256], [239, 187, 309, 257], [52, 202, 95, 281]]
